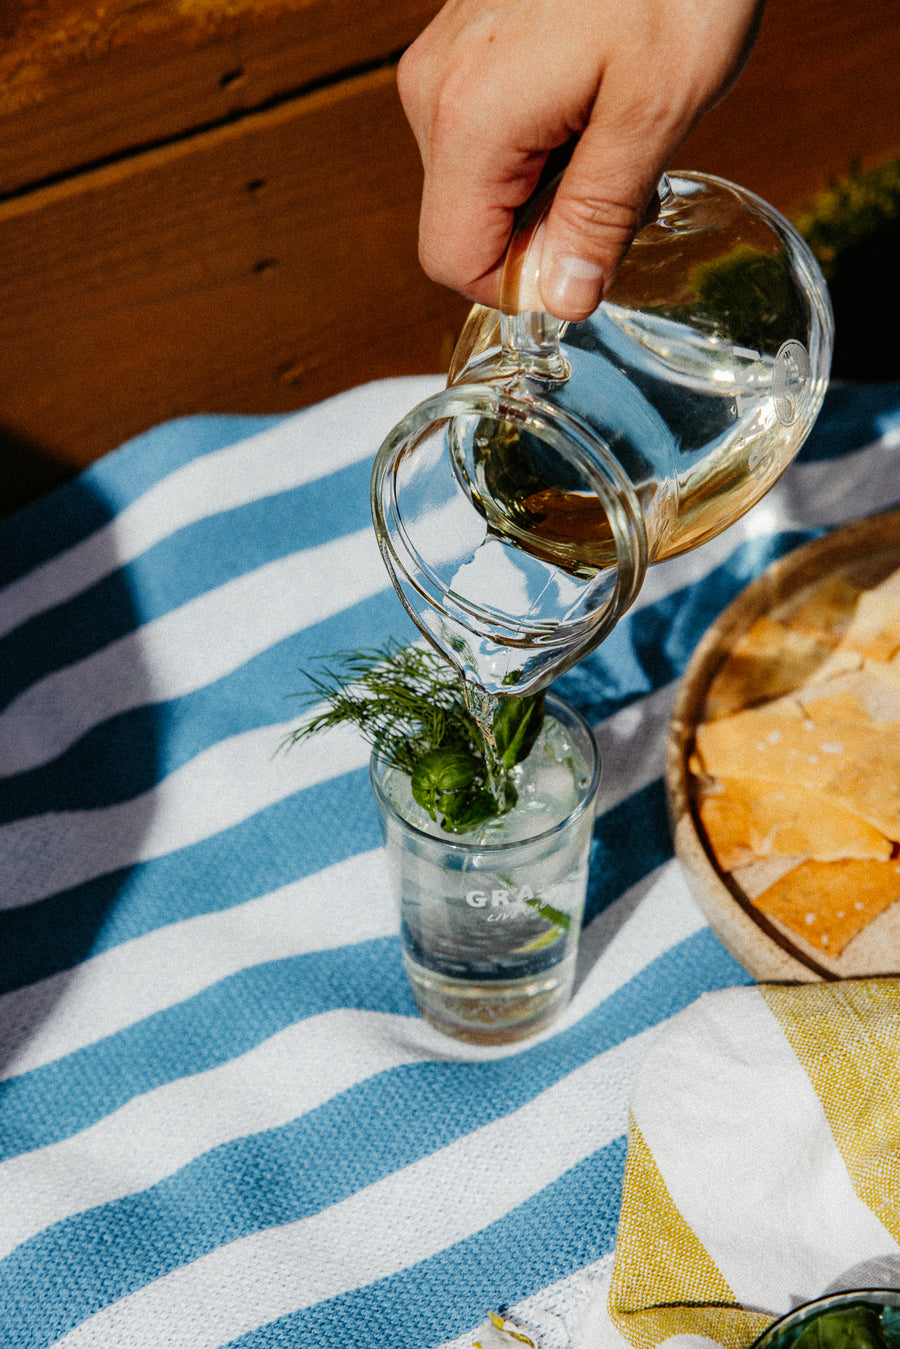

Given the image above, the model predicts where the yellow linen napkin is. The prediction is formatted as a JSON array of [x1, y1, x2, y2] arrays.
[[586, 979, 900, 1349]]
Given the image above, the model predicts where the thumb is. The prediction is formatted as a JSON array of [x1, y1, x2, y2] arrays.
[[537, 119, 673, 321]]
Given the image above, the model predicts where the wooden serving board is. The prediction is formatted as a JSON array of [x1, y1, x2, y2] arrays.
[[667, 509, 900, 983]]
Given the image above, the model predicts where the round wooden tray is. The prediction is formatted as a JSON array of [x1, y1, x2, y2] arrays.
[[667, 508, 900, 982]]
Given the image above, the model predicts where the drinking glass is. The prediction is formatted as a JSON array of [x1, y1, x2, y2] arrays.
[[370, 694, 601, 1044], [751, 1290, 900, 1349]]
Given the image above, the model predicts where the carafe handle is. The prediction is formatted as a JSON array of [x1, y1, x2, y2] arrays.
[[498, 177, 568, 379], [497, 173, 673, 379]]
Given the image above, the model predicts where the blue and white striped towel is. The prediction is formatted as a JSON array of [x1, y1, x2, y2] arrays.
[[1, 376, 899, 1348]]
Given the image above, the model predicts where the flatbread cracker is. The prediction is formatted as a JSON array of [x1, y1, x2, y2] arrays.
[[694, 706, 900, 839], [803, 647, 863, 684], [689, 562, 900, 959], [838, 587, 900, 661], [798, 665, 900, 723], [753, 857, 900, 954], [776, 573, 862, 642], [698, 776, 892, 867], [703, 616, 833, 719], [730, 855, 803, 900], [696, 786, 755, 870]]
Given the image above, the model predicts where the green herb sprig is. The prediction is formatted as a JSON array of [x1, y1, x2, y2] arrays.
[[286, 640, 544, 833]]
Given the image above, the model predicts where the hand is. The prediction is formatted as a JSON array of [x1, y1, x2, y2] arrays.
[[398, 0, 764, 319]]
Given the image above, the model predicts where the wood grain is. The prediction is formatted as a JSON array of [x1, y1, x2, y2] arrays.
[[0, 64, 469, 466], [0, 0, 897, 478], [0, 0, 444, 194]]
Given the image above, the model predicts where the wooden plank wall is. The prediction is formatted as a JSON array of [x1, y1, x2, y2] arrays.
[[678, 0, 899, 216], [0, 0, 898, 510]]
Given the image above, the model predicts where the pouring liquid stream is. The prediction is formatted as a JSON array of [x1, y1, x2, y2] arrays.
[[464, 681, 507, 797]]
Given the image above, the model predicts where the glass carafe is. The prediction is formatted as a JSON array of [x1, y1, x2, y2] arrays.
[[372, 171, 833, 700]]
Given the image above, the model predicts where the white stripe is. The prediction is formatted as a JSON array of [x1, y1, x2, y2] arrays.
[[0, 376, 443, 640], [632, 986, 899, 1314], [0, 526, 389, 777], [2, 436, 897, 782], [0, 683, 676, 917], [0, 1007, 423, 1261], [439, 1252, 616, 1349], [0, 718, 370, 912], [55, 1025, 664, 1349], [530, 862, 709, 1048], [0, 847, 395, 1079], [592, 683, 677, 811], [1, 390, 891, 651], [0, 843, 703, 1085], [567, 861, 706, 1027]]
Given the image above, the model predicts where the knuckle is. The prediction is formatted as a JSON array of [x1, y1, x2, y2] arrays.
[[558, 191, 645, 245], [396, 45, 427, 117], [416, 228, 459, 290]]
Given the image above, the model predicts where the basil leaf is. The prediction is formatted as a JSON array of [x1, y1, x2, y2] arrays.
[[492, 692, 545, 768], [411, 749, 477, 819], [439, 787, 498, 834]]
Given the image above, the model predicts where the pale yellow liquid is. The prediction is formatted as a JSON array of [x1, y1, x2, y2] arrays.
[[467, 414, 786, 574]]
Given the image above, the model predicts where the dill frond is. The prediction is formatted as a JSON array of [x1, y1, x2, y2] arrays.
[[286, 641, 545, 833], [285, 640, 482, 774]]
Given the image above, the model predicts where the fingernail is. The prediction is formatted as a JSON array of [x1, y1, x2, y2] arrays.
[[543, 255, 605, 318]]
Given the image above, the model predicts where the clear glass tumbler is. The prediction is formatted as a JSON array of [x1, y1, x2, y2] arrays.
[[370, 694, 601, 1044], [751, 1289, 900, 1349]]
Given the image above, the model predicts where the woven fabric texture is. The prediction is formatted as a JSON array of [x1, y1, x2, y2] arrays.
[[597, 980, 900, 1349], [0, 377, 898, 1348]]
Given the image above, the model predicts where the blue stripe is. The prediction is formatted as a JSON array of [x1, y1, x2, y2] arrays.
[[233, 1139, 630, 1349], [555, 529, 818, 724], [0, 748, 674, 1000], [0, 528, 817, 823], [1, 924, 744, 1165], [0, 384, 894, 1349], [587, 780, 674, 923], [0, 937, 414, 1159], [0, 930, 749, 1345], [1, 379, 894, 599], [0, 587, 416, 821], [797, 381, 900, 462], [0, 457, 378, 709], [0, 525, 847, 996], [0, 415, 285, 588], [0, 768, 384, 994]]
